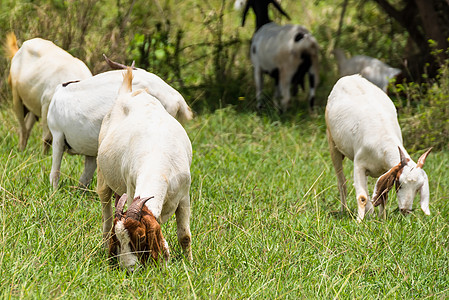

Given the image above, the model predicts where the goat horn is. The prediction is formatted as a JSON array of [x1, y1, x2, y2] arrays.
[[398, 146, 408, 167], [103, 54, 137, 70], [417, 147, 432, 168], [115, 193, 128, 220], [126, 196, 155, 221]]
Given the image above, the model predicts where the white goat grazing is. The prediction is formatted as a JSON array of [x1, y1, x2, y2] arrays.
[[238, 0, 320, 111], [97, 67, 192, 272], [4, 33, 92, 152], [325, 75, 432, 221], [48, 61, 192, 190], [333, 48, 401, 93]]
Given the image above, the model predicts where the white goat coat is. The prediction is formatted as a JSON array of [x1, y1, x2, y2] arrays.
[[326, 75, 431, 220], [8, 37, 92, 150], [251, 23, 319, 110], [326, 75, 404, 175], [47, 69, 192, 189], [97, 90, 192, 223], [251, 24, 314, 72], [334, 49, 401, 92]]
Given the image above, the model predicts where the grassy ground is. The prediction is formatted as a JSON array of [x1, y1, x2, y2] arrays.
[[0, 103, 448, 299]]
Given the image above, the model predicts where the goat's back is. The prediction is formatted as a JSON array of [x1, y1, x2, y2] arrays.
[[338, 55, 378, 77], [48, 69, 191, 156], [9, 38, 92, 116], [98, 90, 192, 197], [73, 69, 190, 121], [325, 75, 402, 160], [129, 69, 192, 123], [251, 23, 318, 70], [336, 53, 401, 92]]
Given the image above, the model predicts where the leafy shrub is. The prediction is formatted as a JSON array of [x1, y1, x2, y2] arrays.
[[395, 47, 449, 151]]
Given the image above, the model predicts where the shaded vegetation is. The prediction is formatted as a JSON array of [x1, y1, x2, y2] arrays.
[[394, 47, 449, 151], [3, 0, 443, 111]]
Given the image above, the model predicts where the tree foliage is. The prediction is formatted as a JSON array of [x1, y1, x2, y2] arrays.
[[0, 0, 448, 112], [372, 0, 449, 80]]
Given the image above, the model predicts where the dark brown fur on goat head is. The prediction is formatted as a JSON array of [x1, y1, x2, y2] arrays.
[[372, 147, 409, 207], [109, 195, 168, 265]]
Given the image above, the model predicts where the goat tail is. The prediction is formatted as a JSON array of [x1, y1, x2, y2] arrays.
[[4, 32, 19, 60], [178, 103, 193, 123], [119, 67, 133, 95]]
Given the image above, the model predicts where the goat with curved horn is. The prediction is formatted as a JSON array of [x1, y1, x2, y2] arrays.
[[126, 196, 154, 221], [115, 193, 128, 220], [371, 147, 408, 207], [97, 67, 193, 271], [326, 75, 433, 221]]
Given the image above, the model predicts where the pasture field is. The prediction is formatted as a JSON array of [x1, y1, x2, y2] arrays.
[[0, 103, 448, 299]]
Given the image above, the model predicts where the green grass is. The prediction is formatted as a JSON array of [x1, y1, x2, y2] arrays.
[[0, 104, 448, 298]]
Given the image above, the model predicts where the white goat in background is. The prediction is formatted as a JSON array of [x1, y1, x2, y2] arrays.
[[333, 48, 401, 93], [4, 33, 92, 152], [97, 67, 192, 272], [48, 57, 193, 190], [238, 0, 320, 112], [326, 75, 432, 221]]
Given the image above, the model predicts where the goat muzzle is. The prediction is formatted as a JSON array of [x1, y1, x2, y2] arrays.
[[399, 208, 412, 215]]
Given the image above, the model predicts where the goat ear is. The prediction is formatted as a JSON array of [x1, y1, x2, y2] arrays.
[[158, 230, 170, 263], [420, 173, 430, 215], [372, 162, 404, 207], [398, 146, 409, 167], [108, 229, 119, 259], [142, 216, 164, 262], [417, 147, 432, 169]]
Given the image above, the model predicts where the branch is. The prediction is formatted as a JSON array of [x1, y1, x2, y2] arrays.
[[373, 0, 403, 24], [372, 0, 428, 53], [335, 0, 349, 48]]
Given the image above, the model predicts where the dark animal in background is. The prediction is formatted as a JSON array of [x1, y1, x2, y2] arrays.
[[238, 0, 320, 112]]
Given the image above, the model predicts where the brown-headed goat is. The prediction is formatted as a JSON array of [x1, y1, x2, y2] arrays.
[[326, 75, 432, 221], [97, 67, 192, 272]]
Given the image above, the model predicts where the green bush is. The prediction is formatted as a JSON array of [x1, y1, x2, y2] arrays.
[[395, 48, 449, 151]]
